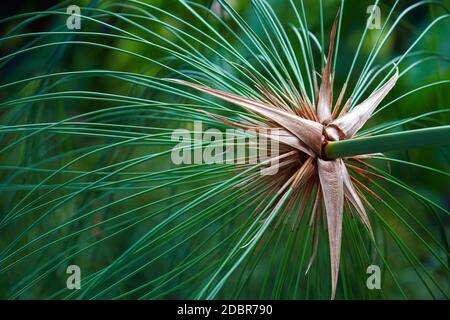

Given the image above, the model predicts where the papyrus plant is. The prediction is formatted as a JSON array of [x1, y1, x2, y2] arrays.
[[168, 12, 400, 298], [0, 0, 448, 299]]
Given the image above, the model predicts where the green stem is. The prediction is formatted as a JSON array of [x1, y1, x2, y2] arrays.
[[324, 125, 450, 159]]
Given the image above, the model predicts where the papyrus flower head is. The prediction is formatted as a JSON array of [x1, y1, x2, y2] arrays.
[[169, 11, 398, 299]]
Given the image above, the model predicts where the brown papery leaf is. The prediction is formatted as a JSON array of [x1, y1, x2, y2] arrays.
[[330, 69, 398, 138], [318, 158, 344, 300], [341, 163, 374, 238], [201, 111, 314, 156], [168, 79, 324, 154], [317, 10, 339, 124]]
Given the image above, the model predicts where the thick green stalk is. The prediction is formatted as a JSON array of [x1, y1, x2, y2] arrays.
[[324, 125, 450, 159]]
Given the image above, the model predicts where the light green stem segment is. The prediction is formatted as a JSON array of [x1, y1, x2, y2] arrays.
[[324, 125, 450, 159]]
